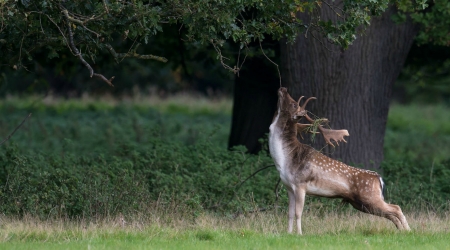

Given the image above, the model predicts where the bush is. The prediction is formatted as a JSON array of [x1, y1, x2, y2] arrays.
[[0, 101, 449, 219], [0, 140, 277, 219], [382, 159, 450, 211]]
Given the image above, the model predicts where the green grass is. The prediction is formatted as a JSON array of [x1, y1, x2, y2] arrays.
[[0, 93, 233, 115], [4, 232, 449, 250], [385, 103, 450, 162], [1, 211, 449, 249], [0, 94, 232, 154]]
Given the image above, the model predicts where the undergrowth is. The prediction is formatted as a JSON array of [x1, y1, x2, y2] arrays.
[[0, 98, 449, 219], [0, 142, 278, 219]]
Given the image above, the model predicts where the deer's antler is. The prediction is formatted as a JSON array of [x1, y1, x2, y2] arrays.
[[298, 96, 316, 111], [297, 97, 349, 147], [317, 126, 349, 147], [296, 123, 313, 140]]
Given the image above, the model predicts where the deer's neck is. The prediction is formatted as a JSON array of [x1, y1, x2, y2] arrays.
[[269, 111, 298, 142], [269, 110, 305, 184]]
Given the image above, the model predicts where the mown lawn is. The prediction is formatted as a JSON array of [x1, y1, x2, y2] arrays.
[[3, 232, 450, 250], [1, 211, 449, 249]]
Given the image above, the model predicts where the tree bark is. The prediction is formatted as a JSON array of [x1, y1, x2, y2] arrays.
[[281, 7, 417, 169]]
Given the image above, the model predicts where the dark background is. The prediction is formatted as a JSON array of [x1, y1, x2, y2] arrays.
[[1, 30, 449, 105]]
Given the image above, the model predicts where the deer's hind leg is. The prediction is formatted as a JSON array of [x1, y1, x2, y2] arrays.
[[348, 198, 410, 230], [384, 203, 410, 231]]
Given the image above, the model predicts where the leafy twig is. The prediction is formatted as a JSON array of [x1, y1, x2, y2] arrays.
[[211, 39, 240, 74]]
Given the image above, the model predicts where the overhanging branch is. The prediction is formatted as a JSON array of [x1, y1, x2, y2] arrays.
[[62, 6, 107, 25], [105, 43, 168, 63], [210, 39, 240, 74], [62, 9, 115, 87]]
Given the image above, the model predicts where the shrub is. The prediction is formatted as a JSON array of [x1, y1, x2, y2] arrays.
[[382, 159, 450, 211], [0, 101, 449, 219], [0, 140, 277, 219]]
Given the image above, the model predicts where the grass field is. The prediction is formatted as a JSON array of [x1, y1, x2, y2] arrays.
[[1, 210, 449, 249], [0, 95, 449, 249], [0, 94, 232, 154]]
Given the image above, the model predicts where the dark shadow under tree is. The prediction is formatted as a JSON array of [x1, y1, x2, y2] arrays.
[[228, 42, 280, 153]]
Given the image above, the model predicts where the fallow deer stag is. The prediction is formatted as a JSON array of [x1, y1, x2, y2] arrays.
[[269, 87, 410, 234]]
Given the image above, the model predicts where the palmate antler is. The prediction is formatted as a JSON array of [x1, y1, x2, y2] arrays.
[[296, 96, 349, 147]]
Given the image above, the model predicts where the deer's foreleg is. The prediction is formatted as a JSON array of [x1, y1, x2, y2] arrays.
[[295, 188, 306, 235], [287, 189, 296, 233]]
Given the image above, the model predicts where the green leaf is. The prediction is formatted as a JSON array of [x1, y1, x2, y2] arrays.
[[48, 50, 59, 59]]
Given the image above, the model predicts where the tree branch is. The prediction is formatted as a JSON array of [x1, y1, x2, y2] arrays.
[[259, 41, 282, 87], [0, 113, 32, 146], [104, 43, 168, 63], [61, 9, 114, 87], [61, 5, 107, 25], [211, 39, 240, 74], [207, 164, 275, 210]]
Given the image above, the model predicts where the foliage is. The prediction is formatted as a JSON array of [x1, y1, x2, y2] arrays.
[[0, 0, 394, 85], [384, 104, 450, 162], [390, 0, 450, 46], [405, 0, 450, 46], [382, 159, 450, 211], [392, 0, 450, 104], [0, 0, 448, 102], [0, 141, 277, 219], [395, 44, 450, 104], [381, 104, 450, 209], [0, 98, 276, 218], [0, 100, 449, 218], [1, 0, 447, 100]]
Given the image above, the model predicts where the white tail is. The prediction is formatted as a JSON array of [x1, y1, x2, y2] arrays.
[[269, 87, 410, 234]]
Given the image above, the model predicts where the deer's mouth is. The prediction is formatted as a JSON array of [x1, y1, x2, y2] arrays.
[[292, 110, 306, 120], [278, 87, 287, 97], [277, 93, 285, 110]]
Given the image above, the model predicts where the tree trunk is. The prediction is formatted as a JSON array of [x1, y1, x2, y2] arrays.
[[281, 7, 417, 169], [228, 54, 280, 153]]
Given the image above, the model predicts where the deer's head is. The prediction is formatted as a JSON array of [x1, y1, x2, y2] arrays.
[[278, 87, 315, 121]]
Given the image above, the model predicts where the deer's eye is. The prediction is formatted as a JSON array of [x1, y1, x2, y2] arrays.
[[292, 103, 297, 108]]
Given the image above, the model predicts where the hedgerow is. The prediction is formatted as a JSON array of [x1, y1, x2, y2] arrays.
[[0, 102, 449, 219], [0, 140, 278, 219]]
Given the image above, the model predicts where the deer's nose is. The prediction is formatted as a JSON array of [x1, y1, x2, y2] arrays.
[[278, 87, 287, 96]]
